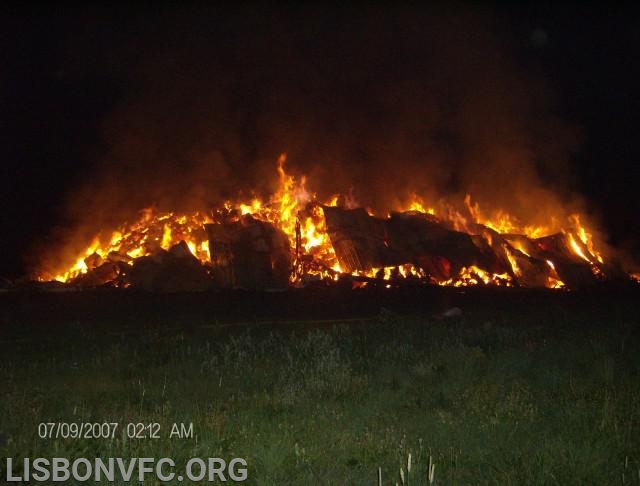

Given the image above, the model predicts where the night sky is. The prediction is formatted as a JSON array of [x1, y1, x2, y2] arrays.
[[1, 4, 638, 279]]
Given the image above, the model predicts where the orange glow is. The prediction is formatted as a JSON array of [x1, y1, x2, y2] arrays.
[[240, 199, 262, 215], [545, 260, 565, 288], [511, 241, 530, 257], [504, 245, 521, 277], [40, 154, 611, 290], [568, 214, 604, 264], [48, 211, 213, 282], [568, 233, 591, 263], [438, 266, 512, 287], [401, 195, 435, 215]]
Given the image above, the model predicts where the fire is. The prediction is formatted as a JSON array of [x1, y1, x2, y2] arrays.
[[240, 199, 262, 215], [48, 211, 213, 282], [40, 153, 617, 290], [461, 194, 554, 239], [401, 196, 435, 216], [545, 260, 565, 288], [438, 266, 512, 287], [567, 214, 604, 264], [568, 233, 591, 263], [503, 245, 521, 278]]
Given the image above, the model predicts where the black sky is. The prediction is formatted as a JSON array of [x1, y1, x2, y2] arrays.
[[1, 3, 638, 278]]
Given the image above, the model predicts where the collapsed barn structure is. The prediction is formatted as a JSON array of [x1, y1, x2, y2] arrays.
[[320, 206, 626, 288], [31, 157, 637, 292], [41, 201, 628, 292]]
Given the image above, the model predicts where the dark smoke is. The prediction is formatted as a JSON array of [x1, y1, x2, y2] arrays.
[[34, 5, 589, 275]]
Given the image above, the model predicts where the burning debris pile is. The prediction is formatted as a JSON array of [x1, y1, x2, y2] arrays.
[[317, 206, 616, 289], [35, 155, 631, 292]]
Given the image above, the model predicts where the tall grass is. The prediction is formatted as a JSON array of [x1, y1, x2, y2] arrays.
[[1, 305, 639, 484]]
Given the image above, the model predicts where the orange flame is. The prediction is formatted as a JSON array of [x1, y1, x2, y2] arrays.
[[40, 153, 611, 290]]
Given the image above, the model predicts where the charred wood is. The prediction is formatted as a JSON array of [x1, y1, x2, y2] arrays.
[[205, 215, 291, 290]]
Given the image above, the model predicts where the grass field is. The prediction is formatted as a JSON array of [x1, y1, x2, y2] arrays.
[[1, 288, 639, 485]]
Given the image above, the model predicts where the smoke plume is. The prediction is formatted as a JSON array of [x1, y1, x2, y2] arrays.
[[34, 5, 589, 275]]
